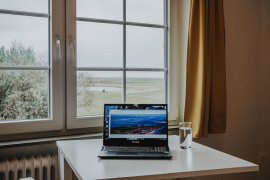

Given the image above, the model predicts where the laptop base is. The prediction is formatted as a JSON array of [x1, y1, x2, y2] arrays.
[[98, 146, 172, 159]]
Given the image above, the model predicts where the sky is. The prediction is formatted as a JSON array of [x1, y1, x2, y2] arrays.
[[0, 0, 166, 78]]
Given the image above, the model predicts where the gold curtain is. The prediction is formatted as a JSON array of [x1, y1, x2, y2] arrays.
[[184, 0, 226, 138]]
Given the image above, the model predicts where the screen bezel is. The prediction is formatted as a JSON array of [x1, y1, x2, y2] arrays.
[[103, 104, 168, 147]]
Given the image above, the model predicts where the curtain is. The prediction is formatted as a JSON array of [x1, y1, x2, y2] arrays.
[[184, 0, 226, 138]]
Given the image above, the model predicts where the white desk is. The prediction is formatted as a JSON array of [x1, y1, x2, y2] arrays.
[[57, 135, 258, 180]]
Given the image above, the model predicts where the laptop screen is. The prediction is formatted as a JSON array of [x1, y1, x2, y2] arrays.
[[103, 104, 168, 147]]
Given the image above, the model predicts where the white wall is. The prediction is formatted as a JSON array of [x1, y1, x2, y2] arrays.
[[192, 0, 270, 179]]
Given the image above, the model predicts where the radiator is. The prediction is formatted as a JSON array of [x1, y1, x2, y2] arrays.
[[0, 154, 58, 180]]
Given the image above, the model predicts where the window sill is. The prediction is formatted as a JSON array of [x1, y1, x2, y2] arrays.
[[0, 132, 102, 148], [0, 125, 179, 148]]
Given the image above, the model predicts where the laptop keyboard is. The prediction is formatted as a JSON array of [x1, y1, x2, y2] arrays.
[[103, 146, 168, 152]]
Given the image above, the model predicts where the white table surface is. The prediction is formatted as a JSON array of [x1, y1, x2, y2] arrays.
[[56, 135, 258, 180]]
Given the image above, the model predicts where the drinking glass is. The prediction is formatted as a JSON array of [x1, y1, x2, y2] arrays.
[[179, 122, 192, 149]]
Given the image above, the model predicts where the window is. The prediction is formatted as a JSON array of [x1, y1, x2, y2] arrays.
[[0, 0, 65, 135], [0, 0, 173, 135], [66, 0, 169, 129]]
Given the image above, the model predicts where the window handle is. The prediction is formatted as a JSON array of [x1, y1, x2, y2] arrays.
[[69, 38, 76, 65], [56, 38, 62, 63]]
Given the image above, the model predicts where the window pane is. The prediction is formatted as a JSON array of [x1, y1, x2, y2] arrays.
[[77, 22, 123, 67], [0, 0, 48, 13], [126, 72, 165, 104], [77, 0, 122, 20], [127, 0, 165, 25], [0, 14, 48, 66], [0, 70, 49, 121], [127, 26, 165, 68], [77, 71, 122, 116]]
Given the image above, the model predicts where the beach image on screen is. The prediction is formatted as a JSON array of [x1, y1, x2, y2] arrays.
[[110, 112, 167, 135]]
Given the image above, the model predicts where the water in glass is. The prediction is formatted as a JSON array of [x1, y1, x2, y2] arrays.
[[179, 123, 192, 149]]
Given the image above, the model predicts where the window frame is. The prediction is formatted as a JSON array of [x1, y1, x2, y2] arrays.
[[0, 0, 184, 137], [66, 0, 172, 129], [0, 0, 65, 135]]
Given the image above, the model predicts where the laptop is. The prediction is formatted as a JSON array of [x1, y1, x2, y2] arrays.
[[98, 104, 172, 159]]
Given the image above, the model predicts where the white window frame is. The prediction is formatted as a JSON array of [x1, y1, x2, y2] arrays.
[[0, 0, 188, 136], [66, 0, 175, 129], [0, 0, 65, 135]]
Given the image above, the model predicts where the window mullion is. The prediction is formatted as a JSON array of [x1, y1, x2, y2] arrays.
[[76, 16, 167, 29], [165, 0, 169, 104], [0, 9, 49, 18], [123, 0, 127, 104], [76, 17, 123, 25], [0, 66, 50, 70], [76, 67, 168, 72]]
